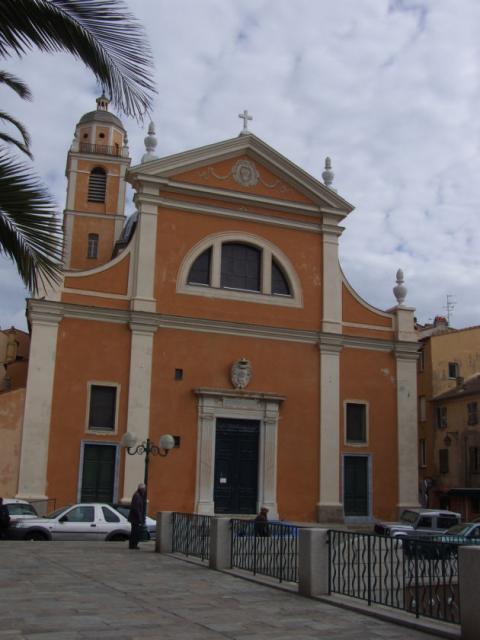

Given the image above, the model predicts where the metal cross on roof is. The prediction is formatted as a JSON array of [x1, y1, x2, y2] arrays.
[[238, 109, 253, 135]]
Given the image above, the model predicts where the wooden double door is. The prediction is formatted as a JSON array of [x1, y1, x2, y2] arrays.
[[214, 418, 259, 514]]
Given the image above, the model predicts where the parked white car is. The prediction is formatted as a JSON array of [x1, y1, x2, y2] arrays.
[[8, 503, 132, 541], [3, 498, 39, 522], [112, 503, 156, 540]]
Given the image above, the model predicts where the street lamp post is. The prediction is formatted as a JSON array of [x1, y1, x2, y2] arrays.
[[120, 432, 175, 500]]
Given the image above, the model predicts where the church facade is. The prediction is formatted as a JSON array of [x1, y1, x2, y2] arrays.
[[16, 99, 419, 522]]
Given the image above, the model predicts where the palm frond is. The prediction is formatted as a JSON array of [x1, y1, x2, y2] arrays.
[[0, 150, 63, 293], [0, 71, 32, 100], [0, 111, 32, 152], [0, 131, 31, 158], [0, 0, 156, 119]]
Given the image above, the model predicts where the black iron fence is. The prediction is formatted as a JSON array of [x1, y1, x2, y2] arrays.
[[230, 519, 299, 583], [328, 530, 460, 624], [172, 512, 212, 561]]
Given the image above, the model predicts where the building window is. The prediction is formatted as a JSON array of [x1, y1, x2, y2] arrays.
[[436, 406, 447, 429], [468, 402, 478, 426], [345, 403, 367, 444], [418, 349, 425, 372], [188, 248, 211, 285], [220, 243, 261, 292], [419, 396, 426, 422], [470, 447, 480, 473], [439, 448, 449, 474], [419, 439, 426, 467], [87, 233, 99, 259], [185, 238, 294, 299], [88, 384, 117, 431], [448, 362, 459, 379], [88, 167, 107, 203]]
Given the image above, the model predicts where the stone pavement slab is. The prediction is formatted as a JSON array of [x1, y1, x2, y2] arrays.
[[0, 541, 449, 639]]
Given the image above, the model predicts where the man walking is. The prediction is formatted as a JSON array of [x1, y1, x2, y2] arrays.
[[128, 484, 146, 550]]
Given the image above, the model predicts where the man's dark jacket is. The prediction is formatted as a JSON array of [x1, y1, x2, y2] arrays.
[[128, 490, 146, 525]]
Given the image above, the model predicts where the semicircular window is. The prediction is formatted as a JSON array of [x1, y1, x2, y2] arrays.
[[271, 259, 291, 295], [187, 248, 211, 285], [221, 243, 261, 292]]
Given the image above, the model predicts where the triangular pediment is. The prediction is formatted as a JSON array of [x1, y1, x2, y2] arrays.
[[129, 133, 354, 215]]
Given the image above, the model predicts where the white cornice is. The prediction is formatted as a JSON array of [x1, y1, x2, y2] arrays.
[[194, 388, 285, 403], [128, 133, 354, 214], [28, 299, 411, 354]]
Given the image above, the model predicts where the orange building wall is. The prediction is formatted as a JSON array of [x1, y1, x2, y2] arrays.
[[148, 329, 320, 521], [0, 388, 25, 498], [47, 319, 131, 507], [340, 348, 398, 520], [64, 253, 130, 295]]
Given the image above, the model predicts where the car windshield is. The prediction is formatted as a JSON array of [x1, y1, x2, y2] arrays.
[[7, 503, 38, 516], [45, 506, 70, 519], [445, 524, 471, 536], [400, 510, 419, 524]]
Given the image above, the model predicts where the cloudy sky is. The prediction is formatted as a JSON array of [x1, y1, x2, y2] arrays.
[[1, 0, 479, 330]]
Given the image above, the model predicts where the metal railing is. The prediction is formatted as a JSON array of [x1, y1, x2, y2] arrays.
[[171, 512, 212, 561], [328, 530, 460, 624], [230, 519, 299, 583], [79, 142, 127, 157]]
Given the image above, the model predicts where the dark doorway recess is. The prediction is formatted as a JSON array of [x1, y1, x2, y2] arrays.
[[214, 418, 259, 514], [80, 444, 116, 503], [344, 455, 369, 517]]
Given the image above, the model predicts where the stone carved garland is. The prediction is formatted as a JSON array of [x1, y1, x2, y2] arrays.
[[230, 358, 252, 389], [199, 160, 294, 195]]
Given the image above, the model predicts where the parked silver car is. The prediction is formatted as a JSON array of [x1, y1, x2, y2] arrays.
[[3, 499, 39, 522], [8, 503, 131, 541]]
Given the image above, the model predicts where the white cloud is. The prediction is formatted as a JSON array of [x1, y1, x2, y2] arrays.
[[1, 0, 479, 330]]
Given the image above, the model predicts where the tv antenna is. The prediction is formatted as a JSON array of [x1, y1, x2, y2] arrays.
[[444, 294, 456, 325]]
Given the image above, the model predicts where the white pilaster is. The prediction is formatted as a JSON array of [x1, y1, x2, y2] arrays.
[[121, 321, 157, 501], [195, 408, 216, 515], [395, 347, 420, 513], [131, 193, 158, 312], [317, 335, 343, 522], [322, 225, 343, 334], [16, 303, 62, 501]]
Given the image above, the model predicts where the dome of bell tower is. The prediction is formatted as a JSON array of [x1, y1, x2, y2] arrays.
[[77, 93, 125, 130]]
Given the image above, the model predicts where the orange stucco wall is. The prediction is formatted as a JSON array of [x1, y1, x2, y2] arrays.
[[340, 348, 398, 520], [0, 388, 25, 497], [64, 252, 130, 296], [47, 320, 131, 507]]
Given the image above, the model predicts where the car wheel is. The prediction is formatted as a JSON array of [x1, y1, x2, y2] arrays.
[[24, 530, 48, 541], [108, 533, 129, 542]]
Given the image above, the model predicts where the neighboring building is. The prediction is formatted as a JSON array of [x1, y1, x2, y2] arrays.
[[0, 326, 30, 498], [15, 99, 419, 522], [417, 318, 480, 519]]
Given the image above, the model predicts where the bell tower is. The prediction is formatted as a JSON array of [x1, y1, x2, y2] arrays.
[[63, 94, 131, 270]]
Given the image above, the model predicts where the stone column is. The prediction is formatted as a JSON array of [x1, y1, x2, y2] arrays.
[[131, 189, 158, 313], [459, 546, 480, 640], [317, 335, 343, 523], [194, 405, 216, 515], [258, 401, 280, 518], [321, 225, 342, 334], [298, 528, 330, 597], [155, 511, 173, 553], [209, 517, 232, 570], [121, 321, 157, 502], [395, 346, 420, 513], [16, 302, 62, 501]]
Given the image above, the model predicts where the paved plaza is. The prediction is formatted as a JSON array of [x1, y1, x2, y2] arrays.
[[0, 541, 454, 639]]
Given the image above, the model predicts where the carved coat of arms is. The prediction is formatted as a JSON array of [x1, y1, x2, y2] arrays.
[[232, 159, 259, 187], [230, 358, 252, 389]]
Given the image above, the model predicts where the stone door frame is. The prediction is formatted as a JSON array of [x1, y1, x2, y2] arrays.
[[194, 388, 284, 518]]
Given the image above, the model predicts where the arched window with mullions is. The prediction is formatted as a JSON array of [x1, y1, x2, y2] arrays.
[[184, 236, 298, 305], [88, 167, 107, 203]]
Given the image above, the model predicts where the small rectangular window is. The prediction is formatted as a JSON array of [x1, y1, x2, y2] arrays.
[[87, 233, 99, 259], [88, 385, 117, 431], [419, 396, 426, 422], [418, 349, 425, 372], [468, 402, 478, 426], [470, 447, 480, 473], [439, 448, 449, 474], [436, 406, 447, 429], [346, 403, 367, 444], [448, 362, 459, 379], [419, 439, 426, 467], [174, 368, 183, 380]]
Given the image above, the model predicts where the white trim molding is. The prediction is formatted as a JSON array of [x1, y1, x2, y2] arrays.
[[193, 388, 284, 517], [177, 231, 303, 308]]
